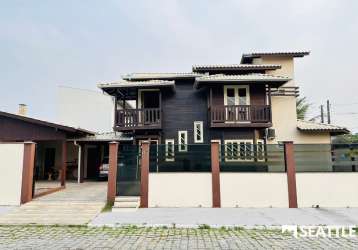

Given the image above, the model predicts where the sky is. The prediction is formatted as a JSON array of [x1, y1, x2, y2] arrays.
[[1, 0, 357, 132]]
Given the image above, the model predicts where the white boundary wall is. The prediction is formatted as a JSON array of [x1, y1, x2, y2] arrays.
[[0, 143, 24, 206], [297, 173, 358, 207], [220, 173, 288, 207], [149, 173, 212, 207]]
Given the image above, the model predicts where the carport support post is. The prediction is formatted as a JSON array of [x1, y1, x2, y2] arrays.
[[211, 141, 221, 208], [107, 141, 119, 204], [284, 141, 298, 208], [140, 141, 150, 208], [21, 141, 36, 204], [60, 141, 67, 187]]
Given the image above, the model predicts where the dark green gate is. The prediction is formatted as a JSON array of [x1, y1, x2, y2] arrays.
[[116, 144, 141, 196]]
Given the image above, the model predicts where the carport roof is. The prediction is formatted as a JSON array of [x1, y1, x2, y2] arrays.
[[72, 132, 133, 142]]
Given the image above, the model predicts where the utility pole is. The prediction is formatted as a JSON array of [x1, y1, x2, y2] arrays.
[[327, 100, 331, 124], [320, 105, 324, 123]]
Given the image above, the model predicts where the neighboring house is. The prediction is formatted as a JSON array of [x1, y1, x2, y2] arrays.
[[98, 51, 348, 153], [57, 86, 115, 133], [0, 107, 93, 204]]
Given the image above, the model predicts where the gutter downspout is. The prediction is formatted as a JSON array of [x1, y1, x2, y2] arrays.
[[74, 141, 81, 184]]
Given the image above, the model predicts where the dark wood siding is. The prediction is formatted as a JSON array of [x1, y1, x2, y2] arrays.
[[250, 84, 266, 105], [210, 128, 256, 141], [133, 82, 268, 143], [161, 80, 209, 144], [0, 116, 67, 141]]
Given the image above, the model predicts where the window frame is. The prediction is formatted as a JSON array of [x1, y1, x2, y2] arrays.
[[224, 139, 254, 162], [178, 131, 188, 152], [194, 121, 204, 143], [256, 139, 266, 162], [223, 85, 250, 106], [165, 139, 175, 162]]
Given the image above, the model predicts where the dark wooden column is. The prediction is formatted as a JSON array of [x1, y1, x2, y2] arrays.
[[21, 142, 36, 204], [284, 141, 298, 208], [140, 141, 150, 208], [211, 141, 221, 208], [60, 141, 67, 187], [107, 141, 119, 204]]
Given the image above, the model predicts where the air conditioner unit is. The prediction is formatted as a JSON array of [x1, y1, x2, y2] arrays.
[[266, 128, 276, 140]]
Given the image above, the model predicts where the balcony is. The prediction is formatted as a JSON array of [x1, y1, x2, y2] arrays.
[[115, 108, 162, 131], [210, 105, 272, 128]]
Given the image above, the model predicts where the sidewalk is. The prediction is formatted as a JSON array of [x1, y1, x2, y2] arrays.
[[90, 207, 358, 228]]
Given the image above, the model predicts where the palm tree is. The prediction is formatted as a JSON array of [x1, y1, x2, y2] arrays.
[[296, 97, 310, 120]]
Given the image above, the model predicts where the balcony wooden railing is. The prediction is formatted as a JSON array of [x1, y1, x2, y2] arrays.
[[115, 108, 162, 130], [210, 105, 271, 127]]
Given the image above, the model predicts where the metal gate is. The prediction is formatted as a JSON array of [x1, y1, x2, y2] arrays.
[[116, 144, 141, 196]]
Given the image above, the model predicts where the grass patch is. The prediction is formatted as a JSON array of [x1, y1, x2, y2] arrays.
[[198, 224, 211, 230], [101, 202, 113, 213]]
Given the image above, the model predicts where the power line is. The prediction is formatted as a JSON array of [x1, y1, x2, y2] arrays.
[[332, 102, 358, 106], [333, 112, 358, 115]]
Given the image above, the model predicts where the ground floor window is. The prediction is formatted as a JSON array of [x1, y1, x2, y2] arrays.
[[178, 131, 188, 152], [257, 139, 265, 161], [165, 139, 175, 161], [224, 139, 265, 162]]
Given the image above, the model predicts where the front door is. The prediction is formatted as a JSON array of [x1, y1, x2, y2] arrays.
[[87, 147, 100, 179], [138, 90, 160, 125]]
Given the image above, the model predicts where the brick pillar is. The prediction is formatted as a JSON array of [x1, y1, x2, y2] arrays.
[[284, 141, 298, 208], [140, 141, 150, 208], [107, 141, 119, 204], [21, 142, 36, 204], [211, 141, 221, 208], [60, 141, 67, 187]]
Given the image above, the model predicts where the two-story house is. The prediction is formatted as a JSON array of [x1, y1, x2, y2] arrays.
[[98, 51, 347, 156]]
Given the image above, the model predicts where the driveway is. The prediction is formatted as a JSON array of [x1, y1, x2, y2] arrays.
[[90, 207, 358, 228], [0, 181, 107, 225]]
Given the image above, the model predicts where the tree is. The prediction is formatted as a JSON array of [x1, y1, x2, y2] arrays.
[[332, 133, 358, 144], [296, 97, 311, 120]]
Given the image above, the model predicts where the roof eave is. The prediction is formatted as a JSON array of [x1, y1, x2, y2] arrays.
[[194, 79, 290, 89], [297, 128, 350, 135]]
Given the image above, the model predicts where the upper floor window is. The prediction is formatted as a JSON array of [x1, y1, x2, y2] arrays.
[[224, 85, 250, 106], [178, 131, 188, 152], [194, 121, 203, 143]]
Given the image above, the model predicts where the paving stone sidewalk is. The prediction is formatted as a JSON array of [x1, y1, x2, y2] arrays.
[[0, 225, 357, 249]]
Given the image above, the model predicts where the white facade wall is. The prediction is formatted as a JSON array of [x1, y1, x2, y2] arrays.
[[260, 56, 331, 144], [148, 173, 212, 207], [220, 173, 288, 207], [0, 143, 24, 206], [57, 86, 114, 133], [297, 173, 358, 207]]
